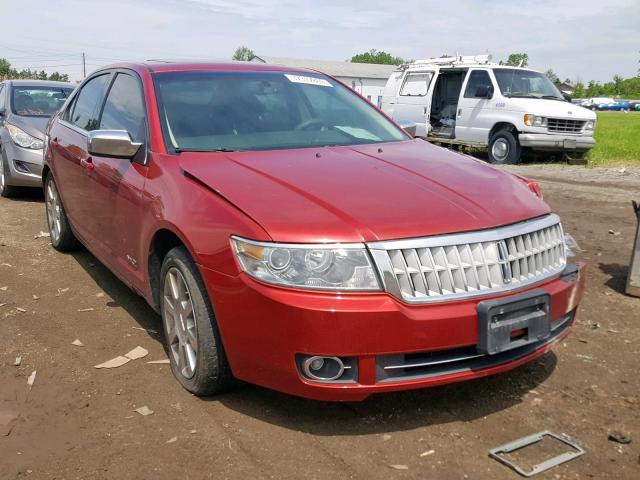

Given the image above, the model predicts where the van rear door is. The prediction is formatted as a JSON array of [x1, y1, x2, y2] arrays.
[[387, 70, 436, 137]]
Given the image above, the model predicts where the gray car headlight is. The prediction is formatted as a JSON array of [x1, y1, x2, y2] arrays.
[[232, 236, 381, 291], [6, 124, 44, 150]]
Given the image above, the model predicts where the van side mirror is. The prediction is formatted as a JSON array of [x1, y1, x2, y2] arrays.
[[397, 120, 417, 137], [0, 107, 5, 117], [562, 92, 572, 103], [475, 85, 494, 99], [87, 130, 142, 158]]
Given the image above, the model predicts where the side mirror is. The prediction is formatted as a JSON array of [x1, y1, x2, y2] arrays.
[[562, 92, 572, 103], [0, 107, 6, 117], [87, 130, 142, 158], [397, 120, 417, 137], [475, 85, 494, 99]]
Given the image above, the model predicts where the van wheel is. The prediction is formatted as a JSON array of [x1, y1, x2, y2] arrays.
[[160, 246, 234, 396], [45, 173, 80, 251], [488, 129, 521, 164]]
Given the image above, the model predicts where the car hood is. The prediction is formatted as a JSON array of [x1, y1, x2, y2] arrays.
[[7, 114, 49, 140], [179, 140, 550, 243], [505, 98, 596, 120]]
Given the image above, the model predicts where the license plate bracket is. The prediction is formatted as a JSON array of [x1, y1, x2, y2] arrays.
[[564, 138, 577, 149], [477, 290, 551, 355]]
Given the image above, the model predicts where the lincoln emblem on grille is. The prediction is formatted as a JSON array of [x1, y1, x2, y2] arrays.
[[497, 240, 513, 284]]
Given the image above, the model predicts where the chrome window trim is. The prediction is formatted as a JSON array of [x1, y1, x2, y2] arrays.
[[368, 214, 565, 304]]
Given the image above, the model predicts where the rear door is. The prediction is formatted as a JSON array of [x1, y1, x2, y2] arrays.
[[391, 70, 436, 137], [50, 73, 112, 236], [455, 69, 496, 144], [85, 71, 149, 288]]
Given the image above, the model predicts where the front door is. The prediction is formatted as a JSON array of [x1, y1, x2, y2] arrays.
[[392, 70, 436, 137], [83, 71, 149, 290], [455, 69, 496, 144]]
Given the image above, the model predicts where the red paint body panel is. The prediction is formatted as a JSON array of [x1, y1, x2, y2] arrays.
[[44, 62, 584, 401], [201, 262, 584, 401]]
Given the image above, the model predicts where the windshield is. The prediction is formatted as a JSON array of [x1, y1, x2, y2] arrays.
[[493, 69, 563, 100], [153, 70, 407, 152], [11, 86, 73, 117]]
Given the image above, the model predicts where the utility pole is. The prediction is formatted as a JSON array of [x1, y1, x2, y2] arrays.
[[82, 52, 86, 78]]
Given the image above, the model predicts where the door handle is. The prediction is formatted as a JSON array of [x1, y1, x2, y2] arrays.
[[80, 157, 94, 171]]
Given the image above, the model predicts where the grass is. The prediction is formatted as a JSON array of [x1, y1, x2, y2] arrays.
[[586, 112, 640, 166]]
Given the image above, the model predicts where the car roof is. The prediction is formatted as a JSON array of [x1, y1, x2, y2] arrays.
[[93, 60, 319, 76], [5, 79, 74, 88]]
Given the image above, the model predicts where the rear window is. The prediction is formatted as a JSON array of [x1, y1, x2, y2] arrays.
[[11, 85, 73, 117]]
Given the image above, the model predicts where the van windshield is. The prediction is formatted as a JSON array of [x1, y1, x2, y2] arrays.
[[11, 86, 73, 117], [153, 70, 407, 152], [493, 69, 563, 100]]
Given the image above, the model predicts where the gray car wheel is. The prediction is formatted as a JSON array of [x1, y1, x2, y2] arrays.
[[160, 246, 233, 396], [0, 154, 19, 198], [45, 173, 80, 251]]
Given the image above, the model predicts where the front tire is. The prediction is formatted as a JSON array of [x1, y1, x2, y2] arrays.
[[0, 155, 20, 198], [488, 129, 521, 164], [160, 246, 233, 396], [45, 173, 80, 251]]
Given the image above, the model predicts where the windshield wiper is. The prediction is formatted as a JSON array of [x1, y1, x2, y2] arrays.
[[174, 147, 238, 153], [541, 95, 563, 100], [504, 93, 538, 99]]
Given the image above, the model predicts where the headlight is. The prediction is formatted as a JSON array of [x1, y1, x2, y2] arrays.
[[6, 124, 44, 149], [232, 236, 381, 291], [524, 114, 547, 127], [584, 120, 595, 130]]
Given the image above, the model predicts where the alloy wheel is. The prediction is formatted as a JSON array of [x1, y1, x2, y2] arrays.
[[46, 180, 62, 243], [163, 267, 199, 379]]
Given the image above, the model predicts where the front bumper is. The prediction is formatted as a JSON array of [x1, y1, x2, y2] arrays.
[[203, 262, 585, 401], [518, 133, 595, 151], [1, 140, 44, 188]]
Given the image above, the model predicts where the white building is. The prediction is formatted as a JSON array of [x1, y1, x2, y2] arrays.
[[251, 55, 397, 107]]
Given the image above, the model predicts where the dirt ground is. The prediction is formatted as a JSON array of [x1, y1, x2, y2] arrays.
[[1, 165, 639, 480]]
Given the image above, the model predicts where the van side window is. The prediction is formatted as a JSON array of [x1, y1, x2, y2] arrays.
[[69, 74, 110, 131], [0, 84, 5, 106], [99, 73, 146, 144], [464, 71, 492, 98], [400, 73, 433, 96]]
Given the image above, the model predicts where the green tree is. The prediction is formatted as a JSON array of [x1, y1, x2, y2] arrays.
[[572, 82, 585, 98], [232, 46, 255, 61], [545, 69, 560, 84], [351, 49, 405, 65], [504, 53, 529, 67]]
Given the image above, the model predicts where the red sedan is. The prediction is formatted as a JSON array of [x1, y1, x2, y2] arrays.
[[43, 62, 584, 401]]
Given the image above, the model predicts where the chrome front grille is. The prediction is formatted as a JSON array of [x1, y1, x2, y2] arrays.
[[368, 215, 566, 303], [547, 118, 585, 133]]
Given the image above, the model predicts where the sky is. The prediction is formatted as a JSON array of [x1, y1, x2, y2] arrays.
[[1, 0, 638, 83]]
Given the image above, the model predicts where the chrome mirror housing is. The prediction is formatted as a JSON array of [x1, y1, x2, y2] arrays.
[[397, 120, 417, 137], [87, 130, 142, 158]]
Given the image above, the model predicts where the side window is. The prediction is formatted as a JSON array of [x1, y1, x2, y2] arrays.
[[400, 73, 433, 96], [99, 73, 146, 143], [464, 70, 493, 98], [0, 84, 5, 106], [69, 74, 110, 130]]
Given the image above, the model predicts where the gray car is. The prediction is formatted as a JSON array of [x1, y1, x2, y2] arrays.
[[0, 80, 74, 197]]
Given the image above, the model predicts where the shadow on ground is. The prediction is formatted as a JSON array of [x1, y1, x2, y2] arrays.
[[599, 262, 629, 294]]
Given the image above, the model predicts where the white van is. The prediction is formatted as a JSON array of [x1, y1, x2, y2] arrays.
[[381, 55, 596, 164]]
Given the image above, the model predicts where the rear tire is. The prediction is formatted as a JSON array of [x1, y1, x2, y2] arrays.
[[160, 246, 234, 396], [45, 173, 80, 251], [488, 129, 521, 164], [0, 155, 20, 198]]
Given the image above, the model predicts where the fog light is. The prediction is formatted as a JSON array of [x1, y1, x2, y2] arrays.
[[309, 357, 325, 371], [302, 356, 345, 381], [13, 160, 31, 174]]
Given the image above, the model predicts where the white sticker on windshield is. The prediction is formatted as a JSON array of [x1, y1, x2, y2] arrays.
[[284, 74, 333, 87]]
